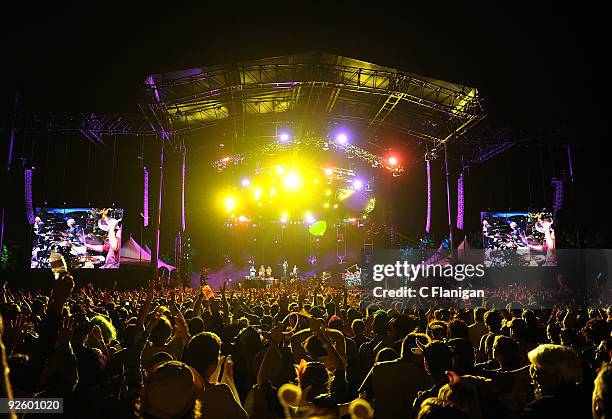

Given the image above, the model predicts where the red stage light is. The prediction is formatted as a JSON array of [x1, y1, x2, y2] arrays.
[[388, 156, 398, 166]]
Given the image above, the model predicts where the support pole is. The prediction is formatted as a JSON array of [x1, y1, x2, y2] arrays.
[[444, 144, 454, 251], [151, 135, 164, 282], [178, 143, 186, 282]]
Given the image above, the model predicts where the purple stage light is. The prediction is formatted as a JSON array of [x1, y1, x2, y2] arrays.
[[352, 179, 363, 190], [241, 178, 251, 187], [278, 132, 291, 144], [181, 148, 186, 232], [426, 160, 431, 233], [336, 133, 348, 145], [456, 172, 464, 230], [552, 178, 563, 217], [143, 166, 149, 227], [25, 169, 34, 224]]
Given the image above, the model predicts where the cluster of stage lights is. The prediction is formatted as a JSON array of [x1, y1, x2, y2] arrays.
[[280, 131, 400, 174], [219, 130, 393, 226], [214, 130, 402, 175], [222, 162, 346, 226]]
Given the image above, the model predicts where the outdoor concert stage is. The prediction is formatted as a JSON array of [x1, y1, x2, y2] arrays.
[[2, 52, 571, 291]]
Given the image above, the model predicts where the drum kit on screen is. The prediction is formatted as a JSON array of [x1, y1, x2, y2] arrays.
[[31, 226, 104, 268], [31, 223, 105, 269], [31, 209, 121, 269]]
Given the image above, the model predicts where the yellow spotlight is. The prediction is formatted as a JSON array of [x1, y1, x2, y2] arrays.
[[325, 189, 332, 196], [313, 178, 319, 184], [284, 173, 301, 190], [269, 188, 277, 196], [323, 202, 330, 209], [254, 188, 262, 201], [333, 204, 338, 209], [224, 197, 236, 212], [324, 168, 333, 176], [276, 166, 285, 175]]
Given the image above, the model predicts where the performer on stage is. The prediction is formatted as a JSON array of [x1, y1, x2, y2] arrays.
[[200, 267, 210, 287], [509, 221, 527, 247], [34, 216, 44, 235], [65, 218, 83, 243], [84, 217, 121, 269], [259, 265, 265, 278], [527, 217, 556, 266], [266, 265, 272, 278], [249, 265, 257, 278], [282, 260, 288, 280], [33, 216, 45, 247], [482, 219, 494, 249], [292, 264, 299, 280]]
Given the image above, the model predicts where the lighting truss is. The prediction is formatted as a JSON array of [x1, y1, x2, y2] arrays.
[[453, 126, 561, 164], [322, 167, 356, 182], [10, 111, 155, 144], [212, 135, 405, 176], [143, 52, 485, 146]]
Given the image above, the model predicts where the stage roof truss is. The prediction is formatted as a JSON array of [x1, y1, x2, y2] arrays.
[[143, 53, 485, 146]]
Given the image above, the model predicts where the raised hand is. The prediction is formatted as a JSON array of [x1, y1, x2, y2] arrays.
[[56, 316, 76, 348], [4, 314, 28, 352], [145, 309, 163, 334], [270, 324, 285, 343], [90, 325, 104, 342], [50, 273, 75, 312], [222, 354, 234, 381]]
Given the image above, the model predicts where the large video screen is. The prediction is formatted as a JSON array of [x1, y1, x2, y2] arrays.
[[481, 211, 556, 266], [31, 207, 124, 269]]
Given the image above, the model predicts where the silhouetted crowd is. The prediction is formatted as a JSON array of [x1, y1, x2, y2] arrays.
[[2, 274, 612, 419]]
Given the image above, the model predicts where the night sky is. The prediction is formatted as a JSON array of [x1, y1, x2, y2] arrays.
[[1, 2, 582, 127]]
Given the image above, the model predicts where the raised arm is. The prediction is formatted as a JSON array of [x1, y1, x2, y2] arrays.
[[257, 324, 285, 386], [136, 282, 155, 334]]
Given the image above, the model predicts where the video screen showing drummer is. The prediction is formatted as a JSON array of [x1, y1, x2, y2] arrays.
[[31, 207, 124, 270], [481, 210, 556, 267]]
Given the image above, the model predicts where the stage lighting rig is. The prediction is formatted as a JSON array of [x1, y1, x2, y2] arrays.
[[320, 166, 356, 181], [425, 150, 439, 161], [211, 134, 405, 176]]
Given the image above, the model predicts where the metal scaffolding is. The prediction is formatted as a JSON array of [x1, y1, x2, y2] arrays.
[[143, 52, 485, 149]]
